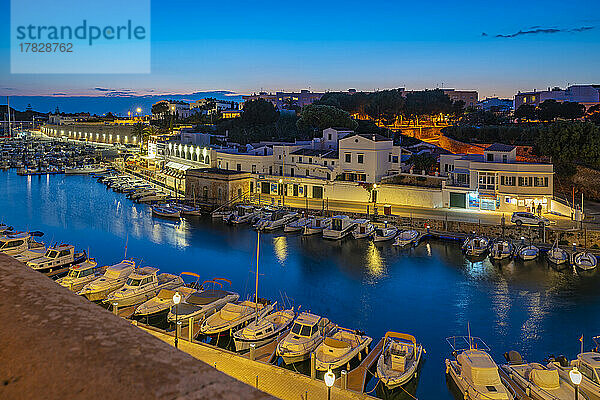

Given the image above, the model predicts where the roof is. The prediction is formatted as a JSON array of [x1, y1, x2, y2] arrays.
[[295, 312, 321, 325], [358, 133, 390, 142], [290, 148, 334, 157], [322, 150, 339, 159], [486, 143, 515, 152], [131, 267, 159, 277], [580, 352, 600, 367]]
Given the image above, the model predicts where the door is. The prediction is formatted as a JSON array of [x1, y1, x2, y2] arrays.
[[450, 192, 466, 208], [293, 184, 298, 197], [261, 182, 270, 194], [372, 190, 378, 203], [312, 186, 323, 199]]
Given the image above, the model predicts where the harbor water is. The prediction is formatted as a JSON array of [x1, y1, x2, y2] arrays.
[[2, 169, 600, 399]]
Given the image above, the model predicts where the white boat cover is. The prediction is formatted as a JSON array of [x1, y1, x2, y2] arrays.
[[457, 350, 502, 386], [530, 369, 560, 390]]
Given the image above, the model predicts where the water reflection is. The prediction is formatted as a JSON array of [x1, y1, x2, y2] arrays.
[[273, 236, 288, 265], [365, 242, 385, 282]]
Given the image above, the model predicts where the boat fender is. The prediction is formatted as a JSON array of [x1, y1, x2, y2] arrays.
[[446, 365, 450, 374], [525, 386, 530, 397], [347, 362, 351, 371], [358, 351, 362, 361]]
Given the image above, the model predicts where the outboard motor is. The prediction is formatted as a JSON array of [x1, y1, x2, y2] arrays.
[[556, 355, 569, 367], [504, 350, 523, 365]]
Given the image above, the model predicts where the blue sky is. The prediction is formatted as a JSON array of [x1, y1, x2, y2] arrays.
[[1, 0, 599, 99]]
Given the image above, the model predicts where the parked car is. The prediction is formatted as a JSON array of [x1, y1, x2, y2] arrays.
[[511, 212, 550, 227]]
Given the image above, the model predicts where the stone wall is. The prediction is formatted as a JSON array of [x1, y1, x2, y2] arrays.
[[0, 253, 272, 400], [43, 123, 139, 145]]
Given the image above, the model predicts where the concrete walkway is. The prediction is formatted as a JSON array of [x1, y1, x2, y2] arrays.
[[142, 326, 377, 400]]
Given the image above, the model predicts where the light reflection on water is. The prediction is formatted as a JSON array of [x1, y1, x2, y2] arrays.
[[2, 170, 600, 400]]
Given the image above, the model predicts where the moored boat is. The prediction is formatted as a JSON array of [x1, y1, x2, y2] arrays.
[[377, 332, 424, 390], [547, 340, 600, 400], [57, 258, 102, 292], [78, 259, 136, 302], [27, 244, 86, 276], [518, 245, 540, 261], [233, 307, 296, 352], [322, 215, 356, 240], [573, 251, 598, 270], [352, 219, 375, 239], [393, 230, 419, 247], [489, 239, 514, 261], [105, 267, 184, 308], [151, 205, 181, 219], [547, 239, 569, 265], [0, 232, 31, 256], [284, 216, 310, 233], [314, 326, 372, 375], [303, 216, 332, 236], [167, 284, 240, 325], [276, 312, 337, 365], [374, 224, 399, 243], [463, 236, 489, 257], [199, 299, 274, 337]]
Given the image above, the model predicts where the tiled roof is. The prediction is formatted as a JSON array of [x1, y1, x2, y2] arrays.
[[485, 143, 515, 152]]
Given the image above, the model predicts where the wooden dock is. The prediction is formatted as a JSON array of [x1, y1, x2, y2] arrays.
[[138, 323, 378, 400], [339, 337, 384, 392]]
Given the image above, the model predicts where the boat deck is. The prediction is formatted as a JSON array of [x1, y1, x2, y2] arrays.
[[139, 323, 377, 400], [498, 366, 534, 400]]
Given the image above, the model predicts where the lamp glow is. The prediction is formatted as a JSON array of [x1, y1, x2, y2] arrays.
[[173, 292, 181, 305], [324, 369, 335, 387], [570, 367, 583, 385]]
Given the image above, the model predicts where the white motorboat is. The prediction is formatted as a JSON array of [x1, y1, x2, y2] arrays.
[[284, 216, 310, 233], [151, 205, 181, 219], [57, 258, 102, 292], [233, 307, 295, 352], [168, 286, 240, 325], [255, 210, 297, 231], [225, 205, 258, 224], [377, 332, 424, 390], [314, 327, 372, 375], [374, 224, 399, 242], [199, 299, 274, 337], [502, 351, 581, 400], [276, 312, 337, 365], [13, 242, 47, 263], [518, 245, 540, 261], [445, 336, 514, 400], [547, 345, 600, 400], [393, 230, 419, 247], [547, 239, 569, 265], [65, 166, 107, 175], [352, 219, 375, 239], [573, 251, 598, 270], [303, 216, 332, 236], [489, 239, 514, 261], [105, 267, 184, 308], [133, 286, 197, 325], [27, 244, 86, 275], [78, 259, 136, 302], [323, 216, 356, 240], [0, 232, 31, 256], [463, 236, 489, 257]]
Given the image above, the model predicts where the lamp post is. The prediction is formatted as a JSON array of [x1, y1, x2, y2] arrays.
[[570, 367, 582, 400], [279, 178, 284, 207], [324, 369, 335, 400], [173, 292, 181, 348]]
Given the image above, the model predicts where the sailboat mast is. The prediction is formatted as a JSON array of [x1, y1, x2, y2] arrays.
[[7, 97, 11, 137], [255, 230, 260, 318]]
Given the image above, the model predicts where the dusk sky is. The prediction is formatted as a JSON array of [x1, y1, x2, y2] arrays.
[[1, 0, 599, 99]]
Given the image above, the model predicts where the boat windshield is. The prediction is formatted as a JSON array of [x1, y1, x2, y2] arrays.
[[126, 277, 142, 286], [46, 250, 58, 258], [68, 270, 80, 278], [0, 240, 6, 249], [291, 323, 312, 337]]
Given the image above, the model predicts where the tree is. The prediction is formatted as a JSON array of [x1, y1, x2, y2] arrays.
[[404, 89, 453, 123], [408, 152, 437, 174], [560, 102, 585, 120], [514, 104, 537, 122], [296, 104, 358, 133], [241, 99, 278, 127], [537, 100, 562, 122], [364, 89, 405, 125], [151, 102, 169, 118], [132, 122, 145, 138]]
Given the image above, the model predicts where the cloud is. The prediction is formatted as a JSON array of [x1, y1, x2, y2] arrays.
[[52, 93, 67, 96], [493, 25, 594, 38], [92, 87, 138, 97]]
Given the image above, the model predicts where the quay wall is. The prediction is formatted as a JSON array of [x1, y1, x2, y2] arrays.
[[42, 123, 139, 146], [0, 253, 272, 400]]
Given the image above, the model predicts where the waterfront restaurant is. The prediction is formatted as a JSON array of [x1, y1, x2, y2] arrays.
[[440, 143, 554, 213]]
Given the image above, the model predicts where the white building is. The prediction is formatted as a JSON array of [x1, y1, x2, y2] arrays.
[[440, 143, 554, 212], [337, 133, 402, 183]]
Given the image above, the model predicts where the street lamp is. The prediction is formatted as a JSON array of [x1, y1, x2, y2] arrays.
[[324, 369, 335, 400], [570, 367, 582, 400], [279, 178, 284, 207], [173, 291, 182, 348]]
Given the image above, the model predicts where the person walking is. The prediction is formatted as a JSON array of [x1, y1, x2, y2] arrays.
[[537, 203, 542, 216]]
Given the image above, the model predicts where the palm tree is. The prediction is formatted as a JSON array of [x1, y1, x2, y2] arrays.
[[141, 125, 159, 152]]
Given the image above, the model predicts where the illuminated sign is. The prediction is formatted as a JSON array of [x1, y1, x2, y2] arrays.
[[147, 142, 157, 159]]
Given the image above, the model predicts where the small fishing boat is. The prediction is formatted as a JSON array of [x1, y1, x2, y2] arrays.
[[377, 332, 424, 390], [255, 210, 297, 231], [276, 312, 337, 365], [374, 224, 399, 243], [151, 205, 181, 219], [105, 267, 184, 308], [78, 259, 136, 301], [323, 216, 356, 240], [314, 327, 372, 375], [445, 336, 514, 400], [225, 205, 258, 224], [233, 307, 296, 352], [352, 219, 375, 239], [489, 239, 514, 261], [547, 239, 569, 265], [502, 351, 580, 400], [199, 299, 274, 337], [27, 244, 86, 276], [133, 272, 201, 324], [13, 243, 47, 263], [393, 230, 419, 247], [57, 258, 102, 292], [573, 251, 598, 270], [518, 245, 540, 261], [462, 236, 489, 257], [547, 338, 600, 400], [303, 216, 332, 236], [167, 284, 240, 326], [172, 204, 203, 217], [0, 232, 31, 256], [284, 216, 310, 233], [211, 209, 232, 220]]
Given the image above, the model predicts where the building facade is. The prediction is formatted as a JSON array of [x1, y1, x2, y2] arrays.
[[242, 90, 324, 110], [442, 89, 479, 108], [440, 143, 553, 212], [42, 123, 140, 145], [514, 85, 600, 109]]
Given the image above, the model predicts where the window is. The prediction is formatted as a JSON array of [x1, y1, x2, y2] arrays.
[[298, 156, 302, 163], [324, 161, 327, 166], [326, 173, 331, 180], [328, 134, 332, 140], [278, 154, 281, 160], [357, 154, 364, 164], [502, 154, 507, 163], [252, 165, 256, 173], [291, 157, 294, 162], [306, 169, 310, 176], [309, 158, 312, 164], [534, 177, 549, 187], [501, 176, 516, 186], [331, 161, 335, 166], [345, 153, 351, 163], [487, 153, 494, 162], [300, 325, 311, 337], [518, 177, 533, 187], [393, 156, 398, 163], [279, 166, 283, 175], [478, 172, 496, 190], [388, 153, 392, 162], [236, 163, 241, 171], [291, 323, 302, 334]]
